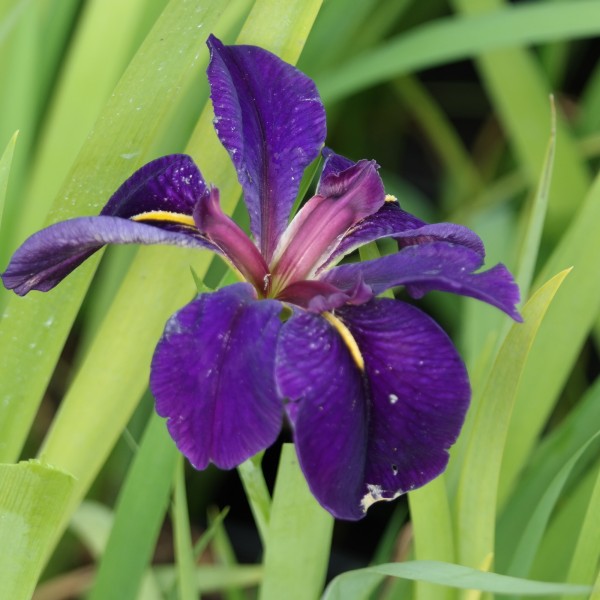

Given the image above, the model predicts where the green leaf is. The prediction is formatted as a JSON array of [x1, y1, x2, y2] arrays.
[[237, 452, 271, 545], [0, 0, 230, 464], [513, 97, 556, 301], [499, 170, 600, 505], [450, 0, 589, 242], [322, 561, 592, 600], [9, 0, 169, 255], [172, 457, 197, 600], [69, 500, 114, 560], [153, 565, 263, 594], [456, 268, 571, 569], [0, 129, 17, 233], [506, 432, 600, 581], [87, 412, 179, 600], [259, 444, 333, 600], [0, 460, 75, 600], [316, 1, 600, 104], [561, 458, 600, 599], [497, 377, 600, 573], [409, 475, 456, 600]]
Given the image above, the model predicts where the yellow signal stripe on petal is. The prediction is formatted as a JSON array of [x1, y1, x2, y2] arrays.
[[384, 194, 397, 203], [323, 311, 364, 371], [131, 211, 196, 227]]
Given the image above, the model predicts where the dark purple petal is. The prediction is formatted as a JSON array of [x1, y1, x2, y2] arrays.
[[1, 216, 219, 295], [151, 283, 283, 470], [319, 202, 487, 272], [276, 299, 470, 519], [317, 148, 358, 193], [102, 154, 208, 218], [207, 35, 327, 262], [271, 160, 385, 288], [323, 242, 521, 320], [276, 278, 372, 312], [194, 188, 269, 292], [337, 299, 470, 512], [276, 310, 369, 520], [318, 201, 425, 271]]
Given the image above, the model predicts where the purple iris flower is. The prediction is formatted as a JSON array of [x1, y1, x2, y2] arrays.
[[2, 35, 520, 520]]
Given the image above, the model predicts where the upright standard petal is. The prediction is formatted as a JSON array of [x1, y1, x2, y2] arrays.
[[194, 188, 269, 293], [323, 241, 521, 320], [207, 35, 327, 262], [276, 299, 470, 520], [270, 160, 385, 290], [1, 216, 218, 295], [151, 283, 284, 470]]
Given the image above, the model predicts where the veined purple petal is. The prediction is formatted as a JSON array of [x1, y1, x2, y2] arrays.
[[194, 188, 269, 293], [276, 310, 369, 520], [337, 299, 470, 513], [151, 283, 283, 470], [276, 299, 470, 519], [323, 241, 521, 320], [277, 278, 372, 312], [102, 154, 208, 218], [207, 35, 327, 262], [1, 216, 218, 295], [271, 160, 385, 290], [318, 147, 355, 186], [316, 150, 485, 271], [318, 201, 425, 271]]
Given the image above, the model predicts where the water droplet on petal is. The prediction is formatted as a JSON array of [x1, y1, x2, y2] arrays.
[[388, 393, 399, 404]]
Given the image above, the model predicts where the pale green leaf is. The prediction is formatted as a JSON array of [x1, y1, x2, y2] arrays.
[[409, 475, 456, 600], [0, 130, 17, 237], [456, 269, 571, 568], [0, 0, 230, 464], [0, 460, 75, 600], [172, 456, 197, 600], [322, 561, 592, 600], [259, 444, 334, 600], [499, 171, 600, 505], [237, 452, 271, 545], [87, 412, 179, 600]]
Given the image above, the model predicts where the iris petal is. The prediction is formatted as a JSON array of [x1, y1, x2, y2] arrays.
[[338, 299, 470, 510], [323, 241, 521, 320], [271, 160, 385, 288], [276, 299, 470, 519], [207, 35, 327, 262], [276, 310, 368, 520], [315, 150, 485, 271], [1, 216, 217, 295], [102, 154, 208, 219], [151, 283, 283, 470], [193, 188, 269, 292]]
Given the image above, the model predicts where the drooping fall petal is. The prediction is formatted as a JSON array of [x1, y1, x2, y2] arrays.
[[323, 241, 521, 320], [1, 216, 217, 295], [151, 283, 283, 470], [276, 298, 470, 519]]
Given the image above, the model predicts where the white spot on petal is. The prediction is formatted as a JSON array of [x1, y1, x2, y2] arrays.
[[360, 483, 404, 513]]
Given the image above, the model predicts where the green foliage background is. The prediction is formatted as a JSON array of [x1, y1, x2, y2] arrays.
[[0, 0, 599, 598]]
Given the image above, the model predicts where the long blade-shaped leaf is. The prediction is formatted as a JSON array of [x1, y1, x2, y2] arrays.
[[0, 460, 75, 600], [259, 444, 333, 600], [0, 0, 229, 464], [456, 269, 571, 569], [323, 562, 592, 600]]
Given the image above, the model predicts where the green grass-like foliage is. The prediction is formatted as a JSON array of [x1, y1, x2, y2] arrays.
[[1, 0, 599, 598]]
